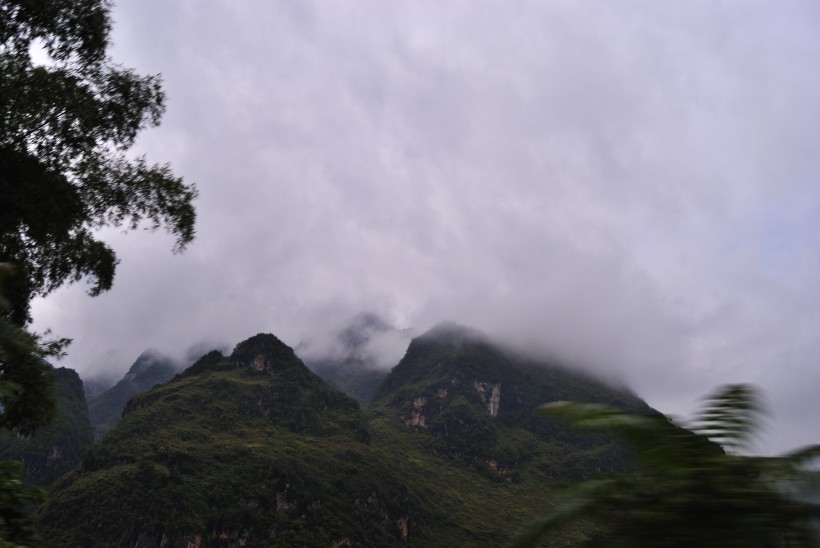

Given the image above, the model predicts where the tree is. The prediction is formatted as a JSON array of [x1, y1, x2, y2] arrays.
[[0, 0, 196, 424], [0, 460, 44, 547], [1, 2, 195, 542], [513, 385, 820, 547], [1, 0, 197, 327], [0, 265, 58, 436], [0, 266, 53, 546]]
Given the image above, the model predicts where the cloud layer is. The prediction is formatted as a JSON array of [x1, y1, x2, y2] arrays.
[[31, 0, 820, 453]]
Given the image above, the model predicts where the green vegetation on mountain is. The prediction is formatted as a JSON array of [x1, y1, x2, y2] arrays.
[[0, 366, 92, 546], [37, 334, 407, 546], [35, 326, 663, 546], [372, 322, 648, 480], [87, 350, 177, 438], [0, 367, 94, 487], [312, 364, 387, 408]]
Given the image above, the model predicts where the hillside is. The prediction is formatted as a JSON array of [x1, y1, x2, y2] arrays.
[[0, 367, 94, 487], [37, 334, 421, 546], [371, 322, 650, 480], [87, 350, 178, 438], [36, 326, 658, 546]]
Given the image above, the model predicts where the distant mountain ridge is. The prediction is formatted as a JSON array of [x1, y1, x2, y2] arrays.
[[87, 349, 178, 438], [299, 312, 411, 406]]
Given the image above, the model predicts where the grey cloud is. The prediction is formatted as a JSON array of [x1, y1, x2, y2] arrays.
[[31, 0, 820, 453]]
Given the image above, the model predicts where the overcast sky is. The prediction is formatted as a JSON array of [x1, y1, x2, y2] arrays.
[[31, 0, 820, 454]]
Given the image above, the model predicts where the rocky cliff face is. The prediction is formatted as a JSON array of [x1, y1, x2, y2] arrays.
[[0, 367, 94, 486]]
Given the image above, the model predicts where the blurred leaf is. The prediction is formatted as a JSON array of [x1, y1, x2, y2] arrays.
[[515, 385, 820, 547]]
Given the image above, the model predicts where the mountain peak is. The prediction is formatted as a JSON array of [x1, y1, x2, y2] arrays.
[[231, 333, 299, 373], [348, 311, 392, 331], [337, 312, 393, 351], [128, 348, 175, 376], [374, 321, 652, 470], [135, 347, 163, 360], [401, 322, 495, 362], [419, 321, 488, 345]]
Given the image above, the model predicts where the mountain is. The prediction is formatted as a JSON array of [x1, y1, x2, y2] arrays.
[[81, 376, 116, 402], [299, 313, 408, 406], [370, 321, 650, 479], [0, 367, 94, 487], [36, 334, 422, 547], [36, 325, 660, 546], [87, 349, 178, 438]]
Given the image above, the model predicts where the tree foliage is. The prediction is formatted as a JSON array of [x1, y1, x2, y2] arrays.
[[0, 0, 196, 438], [0, 266, 51, 547], [0, 265, 56, 437], [514, 384, 820, 547], [0, 0, 197, 325], [0, 460, 44, 547], [1, 2, 196, 543]]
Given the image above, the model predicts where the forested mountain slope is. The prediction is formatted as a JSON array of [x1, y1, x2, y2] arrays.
[[0, 367, 94, 487], [371, 322, 650, 480], [36, 326, 658, 546]]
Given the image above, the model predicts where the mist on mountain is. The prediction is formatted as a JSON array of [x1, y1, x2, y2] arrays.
[[86, 349, 181, 438], [297, 313, 413, 405]]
